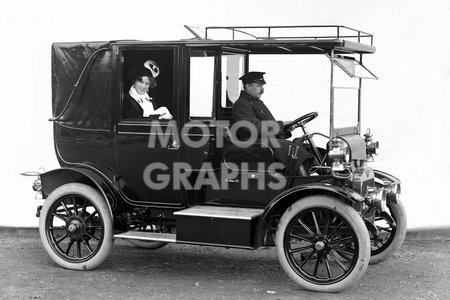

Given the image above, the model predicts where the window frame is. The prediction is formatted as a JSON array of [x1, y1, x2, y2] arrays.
[[187, 46, 249, 121], [187, 47, 220, 120], [117, 45, 179, 128]]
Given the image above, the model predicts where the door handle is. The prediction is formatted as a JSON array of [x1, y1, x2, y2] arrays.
[[226, 179, 239, 183], [167, 139, 180, 150]]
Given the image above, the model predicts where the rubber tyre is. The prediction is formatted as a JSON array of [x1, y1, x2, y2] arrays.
[[369, 199, 407, 264], [39, 183, 113, 270], [275, 195, 371, 292]]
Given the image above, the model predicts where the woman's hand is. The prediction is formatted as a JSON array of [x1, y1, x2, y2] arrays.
[[155, 107, 173, 120]]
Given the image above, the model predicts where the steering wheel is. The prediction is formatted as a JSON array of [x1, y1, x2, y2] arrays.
[[283, 112, 318, 133]]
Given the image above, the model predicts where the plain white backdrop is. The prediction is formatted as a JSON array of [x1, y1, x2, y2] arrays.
[[1, 0, 449, 229]]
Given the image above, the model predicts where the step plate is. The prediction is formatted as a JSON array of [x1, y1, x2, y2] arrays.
[[174, 206, 263, 220], [114, 231, 176, 243]]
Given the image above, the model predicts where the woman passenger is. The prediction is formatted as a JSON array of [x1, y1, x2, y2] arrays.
[[123, 60, 173, 120]]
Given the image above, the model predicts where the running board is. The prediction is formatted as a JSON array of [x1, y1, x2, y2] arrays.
[[114, 231, 176, 243], [173, 206, 264, 220], [114, 206, 264, 248]]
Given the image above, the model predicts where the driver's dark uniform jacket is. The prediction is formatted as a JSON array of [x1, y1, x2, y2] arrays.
[[230, 90, 313, 172]]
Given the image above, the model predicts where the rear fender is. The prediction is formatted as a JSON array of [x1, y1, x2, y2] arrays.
[[255, 183, 365, 247], [40, 164, 119, 216]]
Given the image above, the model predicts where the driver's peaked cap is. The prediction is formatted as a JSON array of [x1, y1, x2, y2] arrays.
[[239, 71, 266, 84]]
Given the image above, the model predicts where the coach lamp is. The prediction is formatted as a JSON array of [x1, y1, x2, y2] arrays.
[[364, 128, 379, 160], [327, 138, 351, 176]]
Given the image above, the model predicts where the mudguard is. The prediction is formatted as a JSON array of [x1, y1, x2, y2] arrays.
[[39, 162, 121, 214], [374, 169, 401, 186], [254, 182, 365, 247]]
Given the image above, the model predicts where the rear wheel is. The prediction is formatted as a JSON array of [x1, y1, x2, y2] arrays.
[[369, 200, 407, 264], [39, 183, 113, 270], [275, 195, 370, 292]]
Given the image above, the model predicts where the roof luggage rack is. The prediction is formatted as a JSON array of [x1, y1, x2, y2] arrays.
[[204, 25, 373, 46]]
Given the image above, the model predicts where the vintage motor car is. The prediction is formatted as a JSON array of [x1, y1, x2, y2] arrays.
[[22, 25, 406, 292]]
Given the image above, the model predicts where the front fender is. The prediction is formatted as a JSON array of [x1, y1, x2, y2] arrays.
[[374, 169, 401, 187], [254, 182, 365, 247], [40, 163, 119, 214]]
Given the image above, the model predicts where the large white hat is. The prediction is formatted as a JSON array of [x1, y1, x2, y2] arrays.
[[143, 60, 160, 78]]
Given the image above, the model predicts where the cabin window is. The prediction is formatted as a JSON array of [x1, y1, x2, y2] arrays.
[[189, 49, 218, 118], [121, 49, 175, 120], [221, 52, 245, 107]]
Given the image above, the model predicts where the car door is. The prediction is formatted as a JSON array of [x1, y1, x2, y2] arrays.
[[114, 45, 185, 208]]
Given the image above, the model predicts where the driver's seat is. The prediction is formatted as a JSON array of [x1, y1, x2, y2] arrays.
[[219, 125, 275, 172]]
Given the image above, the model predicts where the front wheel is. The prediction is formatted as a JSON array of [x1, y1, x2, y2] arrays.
[[39, 183, 113, 270], [275, 195, 371, 292], [369, 199, 407, 264]]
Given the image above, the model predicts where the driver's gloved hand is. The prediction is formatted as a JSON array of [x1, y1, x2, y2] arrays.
[[291, 122, 301, 130], [279, 130, 292, 139]]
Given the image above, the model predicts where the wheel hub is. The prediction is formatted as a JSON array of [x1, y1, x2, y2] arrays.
[[66, 217, 86, 240], [314, 240, 326, 251]]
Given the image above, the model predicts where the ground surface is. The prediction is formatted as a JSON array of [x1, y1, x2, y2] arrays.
[[0, 229, 449, 300]]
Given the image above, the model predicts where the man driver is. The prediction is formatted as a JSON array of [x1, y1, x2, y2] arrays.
[[230, 71, 313, 175]]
